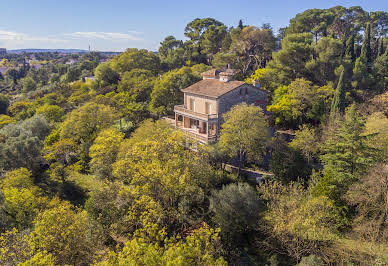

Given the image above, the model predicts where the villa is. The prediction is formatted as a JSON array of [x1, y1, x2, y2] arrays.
[[174, 69, 268, 143]]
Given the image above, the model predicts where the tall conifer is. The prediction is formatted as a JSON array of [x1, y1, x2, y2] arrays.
[[331, 68, 346, 116]]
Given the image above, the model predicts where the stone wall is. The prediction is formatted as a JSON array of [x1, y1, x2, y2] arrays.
[[218, 84, 267, 121], [184, 93, 218, 114]]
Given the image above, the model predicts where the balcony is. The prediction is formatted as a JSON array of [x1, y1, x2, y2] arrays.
[[174, 105, 218, 121], [177, 125, 218, 144]]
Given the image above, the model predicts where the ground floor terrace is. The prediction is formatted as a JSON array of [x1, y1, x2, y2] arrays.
[[174, 113, 219, 144]]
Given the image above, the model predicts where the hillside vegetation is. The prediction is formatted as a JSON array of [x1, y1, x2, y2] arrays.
[[0, 5, 388, 265]]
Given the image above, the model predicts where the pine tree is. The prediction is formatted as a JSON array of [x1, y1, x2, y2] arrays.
[[331, 68, 346, 116], [315, 105, 379, 203]]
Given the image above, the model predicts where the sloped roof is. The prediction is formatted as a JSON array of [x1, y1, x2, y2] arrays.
[[181, 79, 246, 98]]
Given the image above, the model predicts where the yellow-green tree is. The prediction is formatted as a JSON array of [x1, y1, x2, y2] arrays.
[[89, 128, 124, 179], [113, 120, 219, 227], [0, 168, 48, 229], [259, 181, 343, 263], [35, 104, 64, 123], [219, 103, 268, 177], [95, 225, 226, 266], [30, 202, 100, 265], [58, 102, 118, 164]]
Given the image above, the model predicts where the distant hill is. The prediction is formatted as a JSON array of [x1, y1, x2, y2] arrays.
[[8, 49, 88, 54], [7, 49, 121, 55]]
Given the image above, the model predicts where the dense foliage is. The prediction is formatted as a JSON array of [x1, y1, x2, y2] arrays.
[[0, 5, 388, 265]]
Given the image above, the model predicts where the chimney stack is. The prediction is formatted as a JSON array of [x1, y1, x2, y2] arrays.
[[253, 80, 260, 88]]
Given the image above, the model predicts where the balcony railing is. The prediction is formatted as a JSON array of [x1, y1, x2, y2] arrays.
[[178, 128, 218, 143], [174, 105, 218, 120]]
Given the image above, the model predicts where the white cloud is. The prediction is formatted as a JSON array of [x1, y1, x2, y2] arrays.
[[65, 31, 142, 41], [0, 30, 67, 43]]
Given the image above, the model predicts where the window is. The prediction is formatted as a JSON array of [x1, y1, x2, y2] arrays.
[[205, 102, 212, 114], [240, 88, 248, 96], [189, 98, 195, 111]]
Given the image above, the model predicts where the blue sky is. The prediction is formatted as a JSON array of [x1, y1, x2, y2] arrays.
[[0, 0, 386, 51]]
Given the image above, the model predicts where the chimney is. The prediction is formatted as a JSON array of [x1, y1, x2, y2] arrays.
[[219, 69, 234, 82], [219, 72, 231, 82], [201, 69, 220, 80], [253, 80, 260, 88]]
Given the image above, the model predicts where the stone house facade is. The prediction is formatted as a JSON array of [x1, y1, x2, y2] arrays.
[[174, 69, 267, 143]]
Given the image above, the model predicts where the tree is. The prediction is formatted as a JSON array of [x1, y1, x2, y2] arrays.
[[94, 62, 120, 87], [209, 183, 261, 242], [0, 94, 9, 115], [8, 101, 35, 120], [314, 105, 379, 203], [352, 23, 374, 91], [30, 202, 100, 265], [59, 102, 118, 162], [345, 164, 388, 244], [330, 67, 346, 116], [201, 24, 229, 64], [269, 137, 310, 184], [184, 18, 224, 63], [345, 35, 356, 61], [113, 120, 219, 227], [21, 76, 37, 92], [230, 26, 276, 74], [286, 8, 334, 42], [158, 36, 185, 70], [265, 33, 314, 88], [360, 23, 372, 64], [89, 128, 124, 180], [110, 48, 160, 74], [0, 228, 33, 265], [268, 79, 334, 127], [373, 45, 388, 91], [0, 115, 15, 129], [305, 37, 343, 85], [327, 6, 367, 41], [219, 103, 268, 177], [258, 181, 342, 263], [289, 125, 319, 164], [0, 115, 50, 174], [149, 66, 200, 116], [35, 104, 64, 123], [96, 225, 226, 265], [212, 52, 238, 70], [0, 168, 47, 229], [238, 19, 244, 29]]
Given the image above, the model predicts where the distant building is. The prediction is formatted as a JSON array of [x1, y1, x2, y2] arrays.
[[31, 64, 43, 70], [84, 76, 96, 81], [66, 59, 78, 65], [0, 48, 6, 55], [0, 67, 8, 75]]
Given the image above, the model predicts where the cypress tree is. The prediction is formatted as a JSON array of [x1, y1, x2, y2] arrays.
[[238, 19, 244, 29], [377, 38, 385, 57], [331, 68, 346, 115], [360, 23, 372, 64], [345, 35, 355, 61]]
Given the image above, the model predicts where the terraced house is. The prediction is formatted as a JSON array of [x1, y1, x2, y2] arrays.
[[174, 69, 268, 143]]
